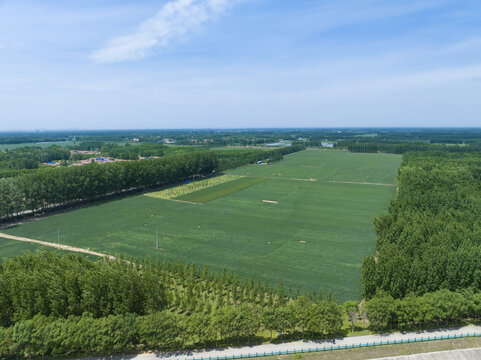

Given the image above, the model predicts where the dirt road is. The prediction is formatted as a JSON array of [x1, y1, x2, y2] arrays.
[[0, 232, 114, 259]]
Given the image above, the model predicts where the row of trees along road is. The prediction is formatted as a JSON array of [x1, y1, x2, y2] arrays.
[[0, 145, 304, 221], [0, 251, 344, 358], [365, 288, 481, 332]]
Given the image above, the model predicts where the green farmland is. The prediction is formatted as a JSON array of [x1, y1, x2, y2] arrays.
[[227, 149, 399, 184], [0, 239, 47, 261], [1, 150, 401, 301], [0, 238, 98, 262]]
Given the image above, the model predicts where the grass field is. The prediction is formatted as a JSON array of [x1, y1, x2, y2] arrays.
[[0, 239, 47, 260], [1, 150, 401, 301], [177, 177, 266, 203], [227, 150, 399, 184], [145, 175, 243, 200], [0, 238, 99, 262]]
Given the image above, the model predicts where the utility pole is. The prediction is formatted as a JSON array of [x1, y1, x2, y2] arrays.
[[57, 230, 60, 248], [156, 228, 158, 250]]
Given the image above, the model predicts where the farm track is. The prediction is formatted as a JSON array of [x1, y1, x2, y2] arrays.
[[167, 199, 201, 205], [0, 232, 114, 259], [244, 175, 396, 186], [242, 175, 318, 182], [328, 180, 396, 186]]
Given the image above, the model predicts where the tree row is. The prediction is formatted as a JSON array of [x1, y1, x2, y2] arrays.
[[0, 146, 304, 221], [362, 151, 481, 299]]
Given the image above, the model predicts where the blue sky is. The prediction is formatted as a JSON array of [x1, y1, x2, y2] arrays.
[[1, 0, 480, 129]]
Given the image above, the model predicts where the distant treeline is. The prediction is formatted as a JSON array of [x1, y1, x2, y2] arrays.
[[0, 146, 304, 220], [0, 251, 344, 358], [337, 141, 481, 154], [0, 136, 68, 145], [215, 143, 304, 171], [75, 142, 201, 160], [0, 146, 70, 170]]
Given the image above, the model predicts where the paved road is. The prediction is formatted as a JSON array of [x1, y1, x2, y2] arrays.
[[81, 325, 481, 360]]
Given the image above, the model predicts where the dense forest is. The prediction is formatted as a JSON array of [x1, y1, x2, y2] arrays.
[[0, 146, 70, 170], [360, 151, 481, 331], [362, 151, 481, 299], [0, 251, 344, 357]]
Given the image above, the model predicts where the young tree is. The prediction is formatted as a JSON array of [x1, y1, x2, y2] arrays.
[[344, 300, 359, 333], [365, 291, 395, 332]]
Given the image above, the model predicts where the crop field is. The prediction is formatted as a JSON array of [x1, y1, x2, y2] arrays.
[[0, 238, 96, 262], [145, 175, 243, 200], [0, 239, 47, 260], [1, 150, 401, 301], [227, 149, 399, 184], [177, 177, 266, 203]]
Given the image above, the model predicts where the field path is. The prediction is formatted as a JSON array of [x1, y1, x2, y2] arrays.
[[82, 325, 481, 360], [238, 175, 396, 186], [328, 180, 396, 186], [0, 232, 114, 259]]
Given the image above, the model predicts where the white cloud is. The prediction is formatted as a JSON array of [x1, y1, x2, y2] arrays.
[[91, 0, 237, 63]]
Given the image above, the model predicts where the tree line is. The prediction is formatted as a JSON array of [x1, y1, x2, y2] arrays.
[[365, 288, 481, 332], [341, 141, 481, 154], [362, 151, 481, 298], [0, 151, 217, 220], [215, 144, 305, 171], [0, 146, 304, 221], [0, 251, 344, 358], [0, 146, 70, 170]]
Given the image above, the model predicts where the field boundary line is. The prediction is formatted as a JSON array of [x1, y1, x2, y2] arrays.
[[328, 180, 396, 186], [167, 199, 201, 205], [0, 232, 114, 259], [238, 175, 395, 186], [241, 175, 317, 182]]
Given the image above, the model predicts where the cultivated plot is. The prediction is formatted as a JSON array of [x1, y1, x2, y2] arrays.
[[227, 150, 400, 184], [1, 150, 401, 301], [0, 239, 47, 261]]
